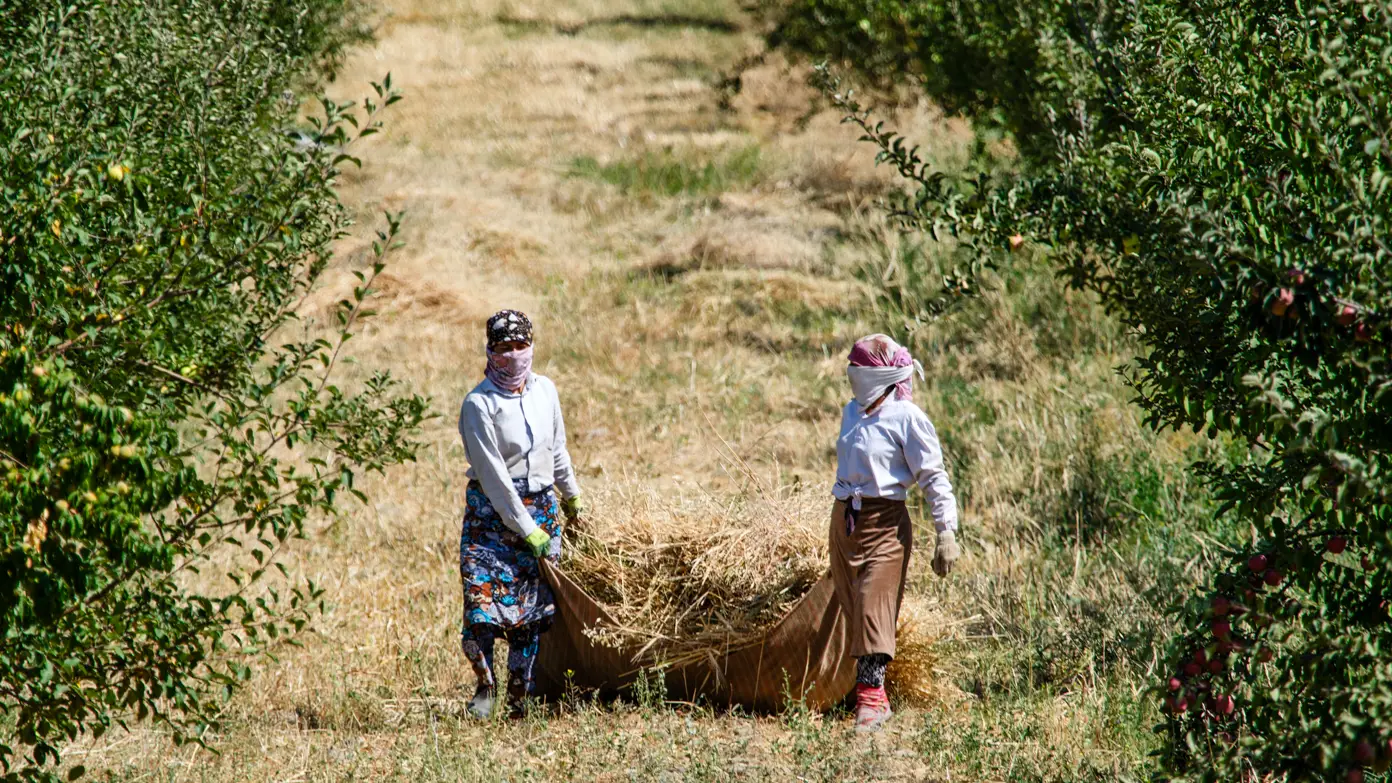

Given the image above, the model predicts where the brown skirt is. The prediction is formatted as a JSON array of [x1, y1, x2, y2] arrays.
[[829, 498, 913, 658]]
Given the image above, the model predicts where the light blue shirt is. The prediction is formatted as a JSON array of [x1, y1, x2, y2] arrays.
[[459, 374, 581, 536], [832, 399, 958, 533]]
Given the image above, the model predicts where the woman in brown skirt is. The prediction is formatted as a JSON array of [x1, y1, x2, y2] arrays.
[[831, 334, 959, 731]]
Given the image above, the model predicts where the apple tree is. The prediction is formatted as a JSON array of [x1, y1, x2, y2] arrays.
[[0, 1, 426, 779]]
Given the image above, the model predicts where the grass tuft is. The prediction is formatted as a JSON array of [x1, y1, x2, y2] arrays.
[[568, 146, 764, 197]]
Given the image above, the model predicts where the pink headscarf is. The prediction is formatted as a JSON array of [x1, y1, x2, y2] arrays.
[[847, 334, 916, 402]]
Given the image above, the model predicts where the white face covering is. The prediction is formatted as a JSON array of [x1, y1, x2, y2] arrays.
[[846, 362, 925, 410]]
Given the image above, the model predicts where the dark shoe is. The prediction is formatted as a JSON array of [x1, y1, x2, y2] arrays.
[[467, 686, 495, 720], [505, 678, 531, 719]]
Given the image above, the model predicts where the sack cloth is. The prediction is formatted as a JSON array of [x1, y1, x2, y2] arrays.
[[533, 559, 857, 712]]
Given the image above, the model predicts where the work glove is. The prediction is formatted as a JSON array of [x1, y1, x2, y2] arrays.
[[561, 495, 585, 523], [524, 528, 551, 559], [932, 530, 960, 577]]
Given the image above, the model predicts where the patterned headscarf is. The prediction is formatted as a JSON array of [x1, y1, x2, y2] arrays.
[[483, 310, 535, 392], [486, 309, 533, 349]]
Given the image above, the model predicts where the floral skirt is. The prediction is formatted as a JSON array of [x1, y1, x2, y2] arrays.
[[459, 479, 562, 631]]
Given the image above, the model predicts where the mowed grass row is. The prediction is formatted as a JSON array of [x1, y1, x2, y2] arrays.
[[74, 0, 1244, 780]]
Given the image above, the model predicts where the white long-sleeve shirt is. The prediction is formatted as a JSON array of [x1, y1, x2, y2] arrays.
[[458, 374, 581, 537], [832, 399, 958, 533]]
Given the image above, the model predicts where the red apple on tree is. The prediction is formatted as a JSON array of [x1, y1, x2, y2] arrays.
[[1355, 322, 1373, 342], [1264, 568, 1283, 587], [1248, 554, 1269, 573], [1377, 740, 1392, 773], [1213, 596, 1231, 616], [1328, 536, 1348, 555], [1286, 267, 1306, 285], [1336, 304, 1358, 327], [1355, 741, 1376, 764], [1271, 288, 1295, 316]]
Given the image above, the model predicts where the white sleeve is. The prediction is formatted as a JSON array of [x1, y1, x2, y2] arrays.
[[831, 402, 856, 500], [549, 381, 581, 500], [459, 398, 537, 537], [904, 410, 958, 534]]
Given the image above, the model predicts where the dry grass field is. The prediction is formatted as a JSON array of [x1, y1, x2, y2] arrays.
[[69, 0, 1233, 779]]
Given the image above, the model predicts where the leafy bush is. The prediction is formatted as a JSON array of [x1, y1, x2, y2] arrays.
[[766, 0, 1392, 780], [0, 1, 426, 779]]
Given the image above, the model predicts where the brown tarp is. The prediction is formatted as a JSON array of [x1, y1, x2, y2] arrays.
[[535, 560, 856, 712]]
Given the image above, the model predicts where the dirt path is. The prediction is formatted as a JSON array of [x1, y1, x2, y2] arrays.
[[324, 0, 919, 483]]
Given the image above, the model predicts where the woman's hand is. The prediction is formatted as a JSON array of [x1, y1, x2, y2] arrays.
[[524, 528, 551, 558], [932, 531, 960, 577], [561, 495, 585, 523]]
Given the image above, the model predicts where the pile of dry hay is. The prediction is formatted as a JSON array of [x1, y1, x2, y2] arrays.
[[563, 482, 826, 666], [562, 481, 952, 705]]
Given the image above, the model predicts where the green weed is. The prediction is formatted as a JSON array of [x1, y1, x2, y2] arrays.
[[568, 146, 764, 197]]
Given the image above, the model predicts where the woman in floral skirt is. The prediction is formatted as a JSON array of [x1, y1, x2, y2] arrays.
[[457, 310, 583, 718]]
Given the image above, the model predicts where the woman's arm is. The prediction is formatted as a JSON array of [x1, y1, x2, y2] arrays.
[[904, 411, 958, 534], [549, 381, 581, 500], [459, 398, 538, 537]]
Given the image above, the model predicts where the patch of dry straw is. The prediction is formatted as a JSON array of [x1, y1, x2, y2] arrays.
[[887, 597, 962, 708], [563, 478, 828, 667]]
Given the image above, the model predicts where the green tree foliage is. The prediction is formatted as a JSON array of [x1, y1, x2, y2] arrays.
[[0, 2, 427, 779], [767, 0, 1392, 780]]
